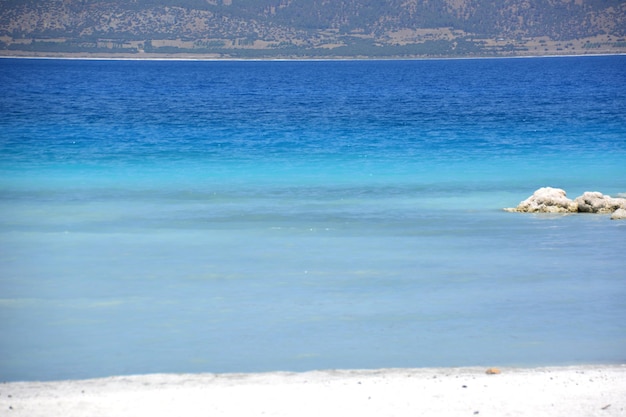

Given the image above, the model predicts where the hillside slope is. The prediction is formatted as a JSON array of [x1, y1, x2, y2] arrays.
[[1, 0, 625, 57]]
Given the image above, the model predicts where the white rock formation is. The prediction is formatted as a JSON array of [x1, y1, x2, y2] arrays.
[[610, 208, 626, 220], [505, 188, 626, 217], [574, 191, 626, 214], [504, 187, 578, 213]]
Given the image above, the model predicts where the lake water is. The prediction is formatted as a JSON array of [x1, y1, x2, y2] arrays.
[[1, 56, 625, 382]]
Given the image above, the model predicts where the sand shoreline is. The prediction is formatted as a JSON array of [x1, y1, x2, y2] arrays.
[[2, 51, 625, 62], [2, 365, 624, 416]]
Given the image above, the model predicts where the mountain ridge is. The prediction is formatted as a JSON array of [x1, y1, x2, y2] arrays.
[[1, 0, 625, 58]]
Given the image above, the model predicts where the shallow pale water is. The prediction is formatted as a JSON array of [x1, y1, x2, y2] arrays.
[[0, 56, 625, 381]]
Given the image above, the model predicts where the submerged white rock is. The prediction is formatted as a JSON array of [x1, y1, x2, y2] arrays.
[[504, 187, 578, 213]]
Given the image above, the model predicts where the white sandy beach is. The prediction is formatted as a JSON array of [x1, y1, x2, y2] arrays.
[[1, 365, 624, 417]]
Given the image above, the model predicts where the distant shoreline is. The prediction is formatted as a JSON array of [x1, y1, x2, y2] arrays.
[[2, 50, 625, 62]]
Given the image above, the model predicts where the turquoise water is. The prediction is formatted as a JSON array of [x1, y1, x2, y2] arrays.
[[1, 57, 625, 381]]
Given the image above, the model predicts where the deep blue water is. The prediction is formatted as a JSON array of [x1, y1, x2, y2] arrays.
[[1, 56, 625, 382]]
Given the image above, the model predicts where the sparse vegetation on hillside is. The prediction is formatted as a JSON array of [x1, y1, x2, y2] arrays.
[[1, 0, 625, 57]]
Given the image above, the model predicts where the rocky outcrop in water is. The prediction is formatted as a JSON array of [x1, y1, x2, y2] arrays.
[[610, 208, 626, 220], [505, 187, 626, 219], [503, 187, 578, 213], [575, 191, 626, 214]]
